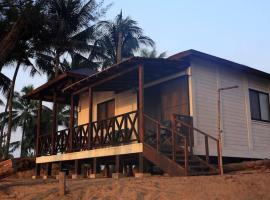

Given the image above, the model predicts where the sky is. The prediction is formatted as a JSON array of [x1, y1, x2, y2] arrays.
[[3, 0, 270, 91], [1, 0, 270, 156]]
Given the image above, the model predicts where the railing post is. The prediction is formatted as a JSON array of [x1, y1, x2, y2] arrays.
[[205, 135, 209, 163], [171, 115, 176, 161], [51, 92, 58, 155], [217, 138, 224, 175], [184, 137, 189, 176], [69, 95, 75, 152], [156, 123, 160, 152], [36, 100, 42, 157], [88, 87, 92, 149], [138, 65, 144, 143]]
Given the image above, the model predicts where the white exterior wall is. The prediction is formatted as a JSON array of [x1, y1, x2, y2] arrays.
[[191, 57, 270, 158]]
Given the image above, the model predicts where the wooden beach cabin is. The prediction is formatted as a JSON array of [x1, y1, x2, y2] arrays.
[[25, 50, 270, 178]]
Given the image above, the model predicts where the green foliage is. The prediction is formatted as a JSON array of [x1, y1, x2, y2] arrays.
[[96, 11, 155, 68], [139, 48, 166, 58]]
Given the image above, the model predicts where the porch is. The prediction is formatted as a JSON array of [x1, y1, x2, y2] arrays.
[[26, 57, 222, 177]]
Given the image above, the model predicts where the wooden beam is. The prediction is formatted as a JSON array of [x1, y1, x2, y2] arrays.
[[72, 66, 138, 95], [88, 88, 92, 149], [139, 153, 144, 173], [45, 163, 52, 176], [115, 155, 120, 173], [75, 160, 79, 175], [36, 100, 42, 156], [93, 158, 97, 174], [69, 95, 74, 152], [51, 92, 57, 155], [138, 65, 144, 142], [35, 164, 40, 177]]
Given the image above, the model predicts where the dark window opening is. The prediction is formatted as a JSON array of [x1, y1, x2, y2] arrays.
[[97, 99, 115, 121], [249, 89, 270, 122]]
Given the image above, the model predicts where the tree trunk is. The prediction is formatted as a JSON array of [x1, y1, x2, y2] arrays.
[[116, 31, 123, 64], [54, 53, 60, 77], [20, 120, 27, 158], [0, 18, 27, 67], [0, 94, 9, 149], [4, 62, 20, 160]]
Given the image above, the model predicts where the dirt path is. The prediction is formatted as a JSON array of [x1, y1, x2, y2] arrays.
[[0, 172, 270, 200]]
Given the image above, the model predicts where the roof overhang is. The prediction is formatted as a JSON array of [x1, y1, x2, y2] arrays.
[[63, 57, 190, 94], [169, 49, 270, 80], [24, 72, 88, 104]]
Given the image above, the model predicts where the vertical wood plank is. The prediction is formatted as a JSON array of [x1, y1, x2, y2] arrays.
[[35, 164, 40, 177], [75, 160, 79, 175], [184, 137, 189, 176], [88, 87, 92, 149], [139, 153, 144, 173], [59, 171, 66, 196], [115, 155, 120, 173], [138, 65, 144, 143], [156, 123, 160, 152], [51, 92, 58, 155], [36, 100, 42, 156], [69, 95, 74, 152], [93, 158, 97, 174], [171, 115, 176, 161]]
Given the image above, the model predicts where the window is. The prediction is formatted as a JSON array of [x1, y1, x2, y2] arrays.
[[97, 99, 115, 121], [249, 89, 270, 122]]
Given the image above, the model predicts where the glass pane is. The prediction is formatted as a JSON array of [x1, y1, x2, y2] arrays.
[[249, 90, 260, 120], [259, 93, 270, 121]]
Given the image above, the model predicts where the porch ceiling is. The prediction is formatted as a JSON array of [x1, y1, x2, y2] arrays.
[[24, 72, 88, 104], [64, 57, 190, 93]]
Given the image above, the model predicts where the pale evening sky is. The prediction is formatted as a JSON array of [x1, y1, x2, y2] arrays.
[[2, 0, 270, 92]]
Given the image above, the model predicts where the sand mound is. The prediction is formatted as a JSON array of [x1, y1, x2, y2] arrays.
[[1, 171, 270, 200]]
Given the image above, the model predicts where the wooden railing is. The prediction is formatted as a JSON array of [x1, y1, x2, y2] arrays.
[[173, 114, 222, 174], [144, 114, 190, 175], [38, 133, 51, 156], [38, 111, 139, 155]]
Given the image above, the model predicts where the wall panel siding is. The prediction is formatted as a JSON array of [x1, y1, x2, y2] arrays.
[[248, 75, 270, 152], [78, 90, 137, 124], [191, 57, 270, 158]]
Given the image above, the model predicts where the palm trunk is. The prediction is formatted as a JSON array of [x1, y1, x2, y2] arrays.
[[20, 120, 27, 158], [0, 18, 27, 67], [4, 62, 20, 159], [54, 53, 60, 77], [0, 94, 9, 149], [116, 31, 123, 63]]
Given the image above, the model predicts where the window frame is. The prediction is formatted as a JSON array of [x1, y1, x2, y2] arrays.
[[97, 99, 115, 121], [249, 89, 270, 123]]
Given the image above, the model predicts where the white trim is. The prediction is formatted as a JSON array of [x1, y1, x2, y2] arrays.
[[243, 75, 253, 150], [36, 143, 143, 163]]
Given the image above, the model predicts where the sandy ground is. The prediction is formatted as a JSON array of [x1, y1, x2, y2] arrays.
[[0, 172, 270, 200]]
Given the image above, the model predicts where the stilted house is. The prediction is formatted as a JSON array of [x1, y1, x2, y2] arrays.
[[25, 50, 270, 177]]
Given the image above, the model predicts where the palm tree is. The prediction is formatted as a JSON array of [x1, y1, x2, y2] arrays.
[[0, 0, 45, 68], [2, 40, 41, 159], [96, 11, 155, 68], [139, 48, 166, 58], [35, 0, 105, 78]]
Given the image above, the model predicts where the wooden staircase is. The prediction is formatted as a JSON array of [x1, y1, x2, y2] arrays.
[[143, 114, 222, 176]]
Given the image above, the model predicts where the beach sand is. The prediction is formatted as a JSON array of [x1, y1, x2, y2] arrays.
[[0, 171, 270, 200]]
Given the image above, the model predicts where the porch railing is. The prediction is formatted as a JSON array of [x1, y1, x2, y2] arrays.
[[38, 110, 139, 156]]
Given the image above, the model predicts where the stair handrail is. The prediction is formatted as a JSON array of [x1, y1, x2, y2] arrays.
[[143, 113, 189, 175], [173, 114, 222, 175]]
